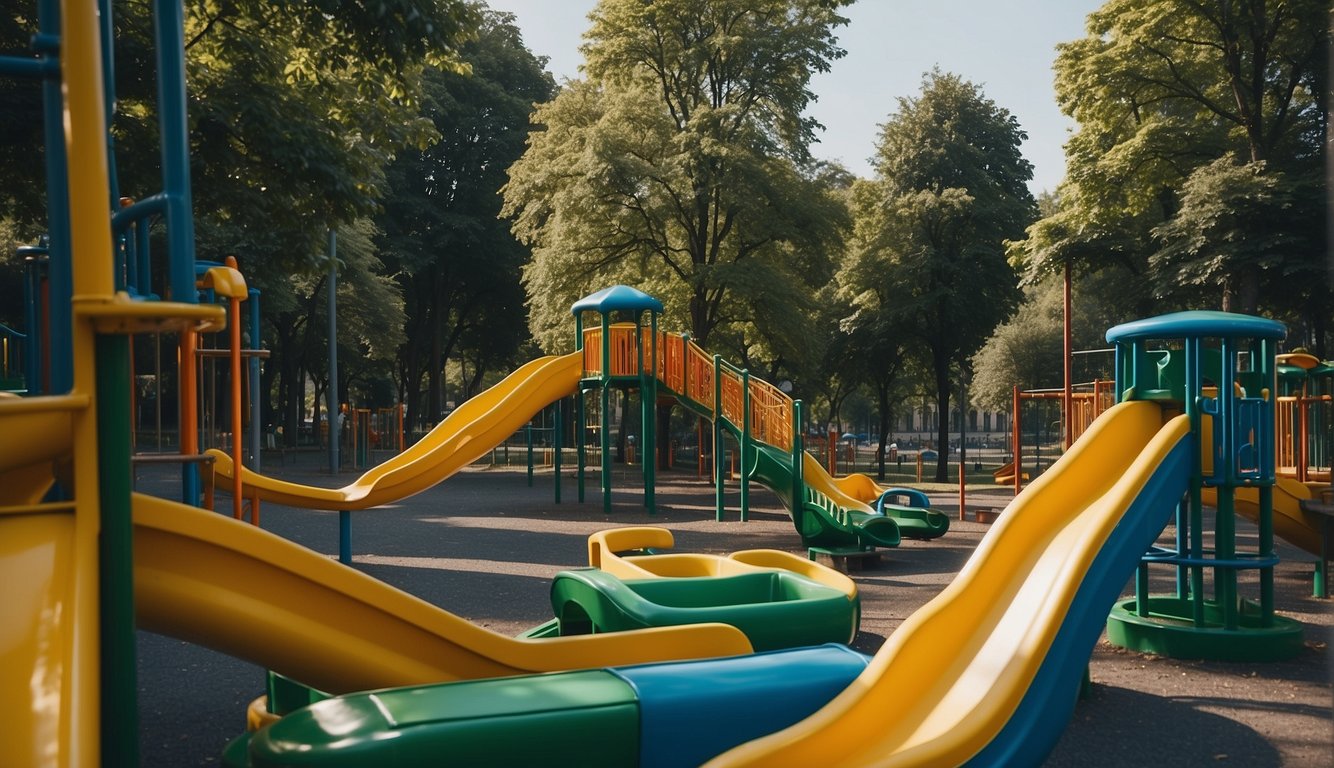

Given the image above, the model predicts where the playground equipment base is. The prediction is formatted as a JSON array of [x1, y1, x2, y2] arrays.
[[807, 546, 881, 573], [1106, 596, 1305, 662]]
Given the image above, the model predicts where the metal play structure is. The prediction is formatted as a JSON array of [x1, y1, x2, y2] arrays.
[[1102, 312, 1306, 661]]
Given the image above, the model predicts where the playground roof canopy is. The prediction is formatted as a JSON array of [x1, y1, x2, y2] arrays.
[[1106, 311, 1285, 344], [571, 285, 664, 317]]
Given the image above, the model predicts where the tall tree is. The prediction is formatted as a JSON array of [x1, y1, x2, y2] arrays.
[[846, 70, 1034, 481], [1, 0, 479, 429], [1018, 0, 1326, 327], [377, 11, 555, 431], [502, 0, 853, 352]]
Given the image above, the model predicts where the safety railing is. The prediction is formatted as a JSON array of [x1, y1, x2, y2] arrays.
[[581, 325, 796, 453]]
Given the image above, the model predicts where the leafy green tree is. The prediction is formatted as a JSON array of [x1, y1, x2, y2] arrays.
[[377, 11, 555, 431], [1, 1, 477, 256], [1019, 0, 1326, 325], [845, 70, 1034, 481], [502, 0, 853, 353], [832, 179, 917, 477], [263, 219, 404, 445], [2, 0, 479, 429]]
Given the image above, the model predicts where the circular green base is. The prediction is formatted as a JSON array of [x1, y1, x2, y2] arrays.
[[1107, 596, 1305, 662]]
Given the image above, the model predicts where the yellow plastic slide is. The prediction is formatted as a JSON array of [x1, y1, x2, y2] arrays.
[[802, 453, 878, 513], [206, 352, 582, 510], [1203, 478, 1324, 556], [709, 402, 1189, 767], [132, 493, 751, 696]]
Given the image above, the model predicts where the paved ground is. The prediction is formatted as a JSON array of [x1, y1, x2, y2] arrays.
[[134, 453, 1332, 766]]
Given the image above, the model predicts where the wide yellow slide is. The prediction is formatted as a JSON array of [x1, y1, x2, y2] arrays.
[[132, 493, 751, 695], [207, 352, 582, 510], [709, 402, 1188, 767]]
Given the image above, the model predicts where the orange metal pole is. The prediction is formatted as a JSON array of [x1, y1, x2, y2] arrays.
[[180, 328, 198, 475], [1297, 395, 1309, 483], [958, 457, 966, 521], [1063, 260, 1073, 449], [1012, 385, 1021, 495]]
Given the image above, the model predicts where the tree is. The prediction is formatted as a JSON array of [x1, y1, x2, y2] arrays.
[[377, 11, 556, 432], [502, 0, 853, 353], [846, 70, 1034, 482], [1, 1, 479, 430], [263, 219, 404, 446], [1, 1, 477, 258], [1019, 0, 1326, 322], [833, 178, 917, 478]]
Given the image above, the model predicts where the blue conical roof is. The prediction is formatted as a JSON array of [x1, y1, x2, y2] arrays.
[[571, 285, 664, 316]]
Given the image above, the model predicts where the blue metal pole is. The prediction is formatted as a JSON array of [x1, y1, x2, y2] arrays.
[[36, 2, 71, 394]]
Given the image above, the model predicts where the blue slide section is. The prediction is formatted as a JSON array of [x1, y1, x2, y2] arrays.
[[966, 430, 1191, 765], [614, 644, 870, 768]]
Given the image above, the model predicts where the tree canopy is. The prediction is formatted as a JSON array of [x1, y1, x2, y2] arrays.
[[502, 0, 853, 352], [842, 70, 1034, 480], [377, 11, 556, 429], [1016, 0, 1327, 329]]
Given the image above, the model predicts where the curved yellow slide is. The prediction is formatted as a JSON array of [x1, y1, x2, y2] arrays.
[[1203, 478, 1324, 556], [207, 352, 582, 510], [801, 453, 877, 513], [708, 402, 1188, 767], [132, 493, 751, 696]]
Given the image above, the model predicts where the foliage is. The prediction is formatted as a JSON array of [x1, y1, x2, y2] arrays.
[[970, 265, 1151, 415], [377, 11, 555, 428], [844, 70, 1034, 480], [0, 0, 479, 427], [1, 1, 477, 266], [1016, 0, 1327, 319], [1152, 155, 1303, 308], [503, 0, 854, 356]]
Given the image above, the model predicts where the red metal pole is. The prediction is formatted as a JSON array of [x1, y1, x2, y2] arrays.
[[1063, 260, 1073, 450], [1012, 385, 1022, 496]]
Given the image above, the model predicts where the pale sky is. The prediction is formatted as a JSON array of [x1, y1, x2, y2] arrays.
[[485, 0, 1105, 195]]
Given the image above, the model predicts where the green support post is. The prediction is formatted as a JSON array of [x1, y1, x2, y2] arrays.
[[576, 389, 585, 503], [600, 312, 612, 515], [714, 354, 725, 522], [96, 333, 138, 766], [793, 400, 805, 532], [642, 313, 657, 513], [554, 399, 563, 504], [739, 368, 750, 522]]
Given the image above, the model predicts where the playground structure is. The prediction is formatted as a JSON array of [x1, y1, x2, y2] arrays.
[[1101, 313, 1306, 661], [530, 527, 861, 650], [1002, 337, 1332, 602], [1273, 351, 1332, 486], [996, 379, 1115, 488], [2, 1, 1324, 765], [222, 384, 1202, 767], [207, 283, 951, 554]]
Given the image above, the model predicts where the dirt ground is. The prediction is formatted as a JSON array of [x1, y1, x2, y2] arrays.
[[134, 456, 1332, 766]]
